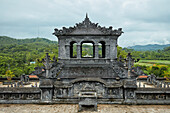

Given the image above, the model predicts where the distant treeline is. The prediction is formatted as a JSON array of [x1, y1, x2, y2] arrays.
[[123, 47, 170, 60], [127, 44, 170, 51]]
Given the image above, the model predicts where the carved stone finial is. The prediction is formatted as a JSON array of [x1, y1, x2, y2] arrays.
[[86, 13, 88, 19]]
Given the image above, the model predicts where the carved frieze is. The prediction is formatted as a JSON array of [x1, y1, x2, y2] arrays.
[[108, 88, 119, 95], [53, 88, 69, 99], [0, 93, 40, 100], [136, 93, 169, 100]]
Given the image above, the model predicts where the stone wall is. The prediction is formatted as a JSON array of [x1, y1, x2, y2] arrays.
[[134, 88, 170, 104], [0, 87, 40, 104], [0, 84, 170, 104]]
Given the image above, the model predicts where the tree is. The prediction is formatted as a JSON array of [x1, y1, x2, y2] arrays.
[[117, 46, 127, 60], [3, 70, 15, 80]]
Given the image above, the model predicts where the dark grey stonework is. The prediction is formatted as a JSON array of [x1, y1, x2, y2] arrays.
[[0, 14, 169, 111]]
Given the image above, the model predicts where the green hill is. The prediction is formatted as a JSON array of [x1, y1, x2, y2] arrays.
[[127, 44, 170, 51], [0, 36, 57, 46], [0, 36, 58, 77]]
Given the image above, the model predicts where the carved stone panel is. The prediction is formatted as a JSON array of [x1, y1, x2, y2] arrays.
[[0, 93, 40, 100], [125, 89, 135, 99], [59, 67, 108, 78], [53, 88, 69, 99], [72, 82, 105, 97], [136, 93, 169, 100], [41, 89, 52, 101]]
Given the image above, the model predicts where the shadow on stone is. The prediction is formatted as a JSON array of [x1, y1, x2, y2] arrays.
[[79, 105, 97, 112]]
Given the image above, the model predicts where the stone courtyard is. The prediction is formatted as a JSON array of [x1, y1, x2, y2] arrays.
[[0, 104, 170, 113]]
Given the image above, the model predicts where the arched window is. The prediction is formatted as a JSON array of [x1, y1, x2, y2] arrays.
[[81, 41, 94, 58], [98, 41, 105, 58], [70, 41, 77, 58]]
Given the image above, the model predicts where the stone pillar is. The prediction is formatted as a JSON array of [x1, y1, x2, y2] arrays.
[[58, 38, 60, 59], [115, 43, 118, 59], [65, 45, 70, 58], [164, 83, 166, 88], [110, 44, 114, 60], [160, 82, 162, 88], [95, 44, 98, 59], [58, 43, 60, 59], [147, 77, 149, 83], [110, 39, 117, 60], [77, 44, 81, 59], [139, 81, 141, 88], [39, 79, 53, 103], [157, 81, 159, 88], [105, 45, 110, 59]]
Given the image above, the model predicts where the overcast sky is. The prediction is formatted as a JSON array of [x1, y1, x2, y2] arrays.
[[0, 0, 170, 47]]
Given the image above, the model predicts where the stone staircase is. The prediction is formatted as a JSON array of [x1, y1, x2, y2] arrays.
[[78, 90, 97, 111]]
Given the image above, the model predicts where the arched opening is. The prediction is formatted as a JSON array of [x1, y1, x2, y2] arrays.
[[70, 41, 77, 58], [81, 41, 94, 58], [98, 41, 105, 58]]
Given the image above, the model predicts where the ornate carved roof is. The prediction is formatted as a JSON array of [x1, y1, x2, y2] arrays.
[[53, 14, 123, 36]]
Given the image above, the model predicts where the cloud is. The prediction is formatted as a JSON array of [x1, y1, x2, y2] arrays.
[[0, 0, 170, 47]]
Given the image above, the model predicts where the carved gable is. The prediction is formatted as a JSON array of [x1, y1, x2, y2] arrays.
[[53, 14, 123, 36]]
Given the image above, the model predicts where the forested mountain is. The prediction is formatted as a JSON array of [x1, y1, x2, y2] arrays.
[[0, 36, 57, 46], [0, 36, 58, 77], [127, 44, 170, 51]]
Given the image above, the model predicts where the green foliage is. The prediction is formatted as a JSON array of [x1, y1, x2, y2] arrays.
[[81, 44, 93, 57], [134, 62, 170, 78], [136, 60, 170, 65], [2, 70, 15, 80], [124, 46, 170, 60], [72, 44, 77, 57], [117, 46, 127, 60], [0, 36, 58, 77]]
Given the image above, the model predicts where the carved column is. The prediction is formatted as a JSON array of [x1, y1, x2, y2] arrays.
[[58, 44, 60, 59], [105, 45, 110, 59], [115, 43, 118, 59], [95, 44, 99, 59], [65, 44, 70, 58], [77, 44, 81, 59]]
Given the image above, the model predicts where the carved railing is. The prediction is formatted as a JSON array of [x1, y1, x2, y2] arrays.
[[135, 88, 170, 100], [0, 88, 41, 102]]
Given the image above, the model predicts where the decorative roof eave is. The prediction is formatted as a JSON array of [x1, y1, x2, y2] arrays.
[[53, 14, 124, 37]]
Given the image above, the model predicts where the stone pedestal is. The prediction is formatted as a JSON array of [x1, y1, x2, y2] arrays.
[[39, 79, 53, 103], [123, 79, 137, 104]]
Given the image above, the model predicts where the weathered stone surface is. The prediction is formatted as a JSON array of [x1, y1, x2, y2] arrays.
[[53, 14, 123, 36]]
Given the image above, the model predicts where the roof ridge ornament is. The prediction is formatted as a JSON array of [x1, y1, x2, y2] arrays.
[[53, 14, 123, 36], [81, 13, 92, 28], [85, 13, 88, 20]]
